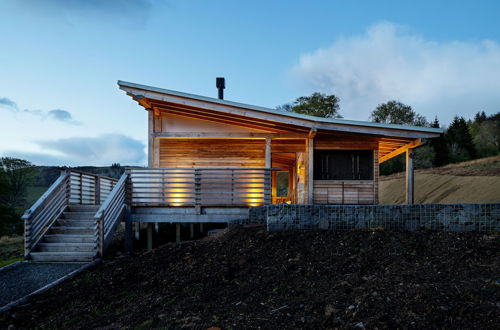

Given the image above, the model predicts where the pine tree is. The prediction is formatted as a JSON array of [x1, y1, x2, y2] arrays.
[[445, 116, 477, 162], [430, 117, 449, 166]]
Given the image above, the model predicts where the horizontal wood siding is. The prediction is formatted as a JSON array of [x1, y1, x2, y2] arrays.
[[159, 139, 265, 168], [313, 181, 375, 204]]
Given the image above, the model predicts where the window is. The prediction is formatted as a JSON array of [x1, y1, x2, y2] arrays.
[[276, 171, 289, 197], [314, 150, 374, 180]]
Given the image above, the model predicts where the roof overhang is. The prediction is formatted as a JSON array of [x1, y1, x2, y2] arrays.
[[118, 80, 443, 161]]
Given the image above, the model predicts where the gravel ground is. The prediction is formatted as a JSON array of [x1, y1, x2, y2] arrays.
[[0, 262, 86, 307]]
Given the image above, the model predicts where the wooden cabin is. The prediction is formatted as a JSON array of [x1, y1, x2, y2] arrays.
[[118, 80, 441, 210], [22, 80, 443, 261]]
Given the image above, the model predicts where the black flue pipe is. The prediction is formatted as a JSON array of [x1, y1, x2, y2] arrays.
[[216, 77, 225, 100]]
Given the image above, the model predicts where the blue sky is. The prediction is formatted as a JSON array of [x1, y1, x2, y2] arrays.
[[1, 0, 499, 166]]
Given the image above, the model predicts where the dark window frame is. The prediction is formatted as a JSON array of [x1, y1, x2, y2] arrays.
[[314, 150, 374, 181]]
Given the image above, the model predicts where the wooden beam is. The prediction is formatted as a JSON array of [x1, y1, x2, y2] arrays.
[[406, 148, 414, 204], [148, 110, 153, 167], [308, 128, 317, 139], [153, 132, 307, 139], [307, 138, 314, 204], [265, 137, 272, 168], [379, 139, 425, 163], [133, 95, 152, 109]]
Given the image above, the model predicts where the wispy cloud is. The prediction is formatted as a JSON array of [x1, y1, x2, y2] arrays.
[[14, 0, 155, 28], [0, 97, 19, 111], [18, 133, 146, 166], [0, 96, 80, 125], [5, 133, 146, 166], [291, 22, 500, 124]]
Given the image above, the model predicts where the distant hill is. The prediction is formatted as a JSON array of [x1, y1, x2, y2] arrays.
[[380, 156, 500, 204]]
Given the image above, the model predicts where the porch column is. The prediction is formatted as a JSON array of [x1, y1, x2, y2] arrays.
[[265, 137, 272, 168], [405, 148, 414, 204], [148, 110, 154, 167], [307, 138, 314, 204]]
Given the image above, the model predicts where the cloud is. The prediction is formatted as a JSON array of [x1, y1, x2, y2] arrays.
[[13, 0, 155, 28], [0, 97, 19, 111], [23, 133, 147, 166], [0, 96, 80, 125], [291, 22, 500, 124], [46, 109, 80, 125]]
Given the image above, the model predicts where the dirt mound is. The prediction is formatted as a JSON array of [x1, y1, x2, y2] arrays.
[[380, 156, 500, 204], [1, 227, 499, 329]]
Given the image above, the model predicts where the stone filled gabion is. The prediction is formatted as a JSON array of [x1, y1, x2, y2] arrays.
[[261, 203, 500, 232]]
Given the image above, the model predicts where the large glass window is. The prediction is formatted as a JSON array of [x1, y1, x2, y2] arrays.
[[314, 150, 374, 180]]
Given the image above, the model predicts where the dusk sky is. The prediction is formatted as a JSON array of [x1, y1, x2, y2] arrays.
[[1, 0, 499, 166]]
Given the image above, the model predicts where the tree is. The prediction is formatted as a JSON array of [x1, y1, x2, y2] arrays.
[[445, 116, 476, 162], [430, 117, 449, 166], [370, 100, 427, 126], [0, 157, 36, 208], [370, 101, 429, 175], [278, 93, 342, 118]]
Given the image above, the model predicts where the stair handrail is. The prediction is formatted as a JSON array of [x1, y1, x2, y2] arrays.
[[22, 170, 70, 258], [94, 172, 128, 256]]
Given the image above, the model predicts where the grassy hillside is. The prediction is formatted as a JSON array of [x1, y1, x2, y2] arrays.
[[380, 156, 500, 204]]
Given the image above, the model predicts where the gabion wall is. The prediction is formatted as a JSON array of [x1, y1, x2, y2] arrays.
[[264, 204, 500, 232]]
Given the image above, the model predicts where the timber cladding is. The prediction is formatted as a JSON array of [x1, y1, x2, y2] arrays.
[[159, 139, 265, 168], [313, 181, 375, 204]]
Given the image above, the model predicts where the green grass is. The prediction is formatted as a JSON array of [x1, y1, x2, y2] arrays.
[[0, 235, 24, 266], [25, 185, 49, 207]]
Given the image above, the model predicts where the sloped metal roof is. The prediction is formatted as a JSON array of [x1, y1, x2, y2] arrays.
[[118, 80, 443, 135]]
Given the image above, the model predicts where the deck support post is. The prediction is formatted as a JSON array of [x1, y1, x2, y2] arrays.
[[405, 148, 414, 204], [190, 223, 194, 239], [134, 222, 140, 240], [147, 223, 153, 250], [124, 206, 133, 253], [199, 223, 204, 234], [176, 223, 181, 243]]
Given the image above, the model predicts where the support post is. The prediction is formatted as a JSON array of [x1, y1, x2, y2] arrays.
[[306, 138, 314, 204], [406, 148, 414, 204], [190, 223, 194, 239], [176, 223, 181, 243], [134, 222, 140, 240], [147, 223, 153, 250], [124, 206, 133, 253], [265, 137, 272, 168], [199, 223, 204, 234]]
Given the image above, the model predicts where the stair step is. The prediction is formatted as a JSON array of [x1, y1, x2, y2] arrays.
[[50, 226, 95, 235], [29, 251, 96, 262], [44, 234, 95, 243], [58, 219, 95, 227], [62, 212, 96, 220], [38, 242, 95, 252], [68, 205, 100, 212]]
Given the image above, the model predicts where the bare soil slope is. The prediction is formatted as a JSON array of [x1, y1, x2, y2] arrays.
[[380, 156, 500, 204], [1, 227, 498, 329]]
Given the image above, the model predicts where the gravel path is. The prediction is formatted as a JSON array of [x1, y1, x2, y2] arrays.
[[0, 262, 86, 307]]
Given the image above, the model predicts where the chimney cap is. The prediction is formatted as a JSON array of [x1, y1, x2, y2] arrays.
[[216, 77, 225, 89]]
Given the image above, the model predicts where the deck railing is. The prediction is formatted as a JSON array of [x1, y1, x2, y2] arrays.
[[23, 169, 119, 258], [94, 172, 128, 256], [69, 169, 118, 205], [129, 168, 272, 207], [22, 171, 70, 257]]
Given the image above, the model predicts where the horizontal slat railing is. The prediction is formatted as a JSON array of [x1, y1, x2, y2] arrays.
[[23, 169, 121, 258], [94, 172, 128, 256], [22, 172, 70, 257], [129, 168, 272, 207]]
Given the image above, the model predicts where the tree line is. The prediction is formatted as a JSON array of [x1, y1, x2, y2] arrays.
[[279, 93, 500, 175]]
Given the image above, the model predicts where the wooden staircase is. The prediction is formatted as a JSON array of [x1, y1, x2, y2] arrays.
[[30, 205, 99, 262], [23, 170, 128, 263]]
